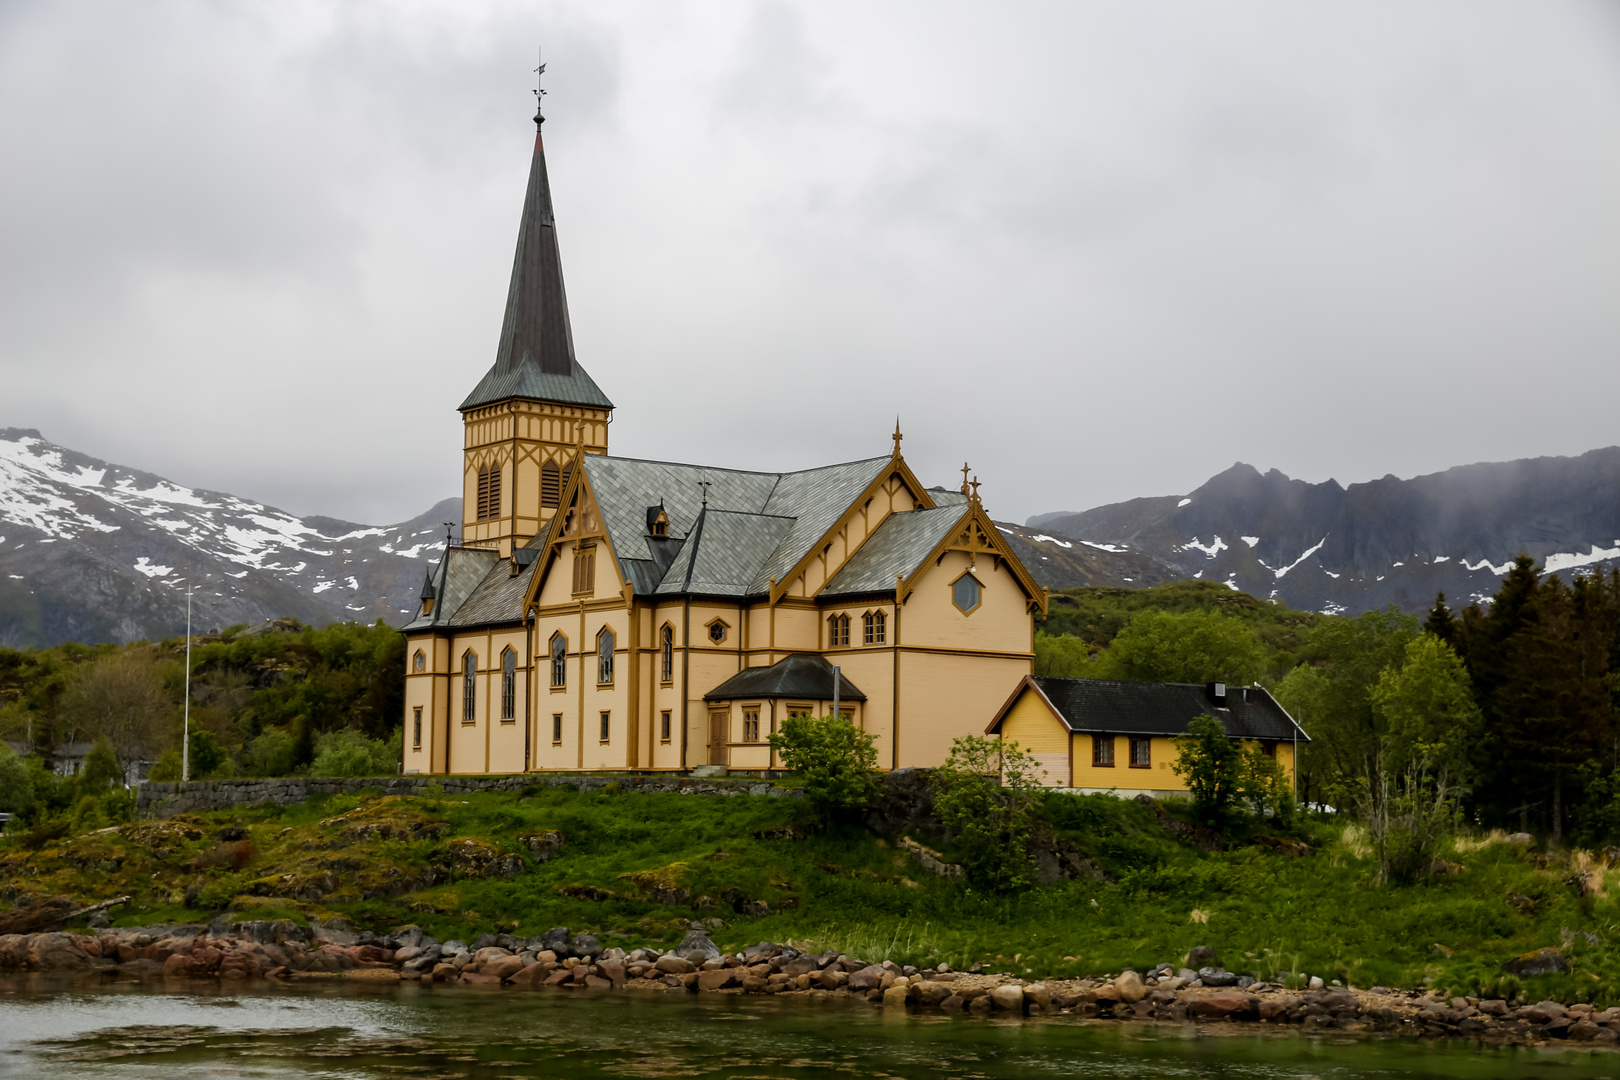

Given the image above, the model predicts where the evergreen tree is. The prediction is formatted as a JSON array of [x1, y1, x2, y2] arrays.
[[1424, 592, 1457, 643]]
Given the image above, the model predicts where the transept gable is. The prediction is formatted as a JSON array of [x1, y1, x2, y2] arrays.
[[897, 500, 1048, 614], [524, 463, 629, 610]]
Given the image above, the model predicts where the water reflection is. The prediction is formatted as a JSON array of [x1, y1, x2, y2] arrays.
[[0, 977, 1613, 1080]]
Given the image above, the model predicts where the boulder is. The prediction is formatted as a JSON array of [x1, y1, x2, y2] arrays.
[[1502, 949, 1569, 977], [655, 955, 695, 975], [847, 966, 884, 992], [816, 969, 849, 991], [697, 968, 739, 991], [1025, 983, 1052, 1010], [912, 980, 951, 1007], [1186, 946, 1220, 969], [883, 984, 912, 1007], [598, 960, 627, 987], [1112, 971, 1145, 1003], [676, 927, 722, 965], [569, 934, 602, 961], [484, 955, 526, 982], [990, 985, 1026, 1013], [1521, 1000, 1567, 1025], [1258, 995, 1300, 1022], [1190, 992, 1256, 1019]]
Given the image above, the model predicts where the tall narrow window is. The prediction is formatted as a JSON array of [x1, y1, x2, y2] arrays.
[[599, 711, 611, 742], [597, 628, 615, 685], [552, 713, 563, 744], [743, 709, 760, 742], [871, 611, 886, 644], [1093, 734, 1115, 767], [660, 710, 672, 742], [572, 543, 596, 595], [828, 613, 850, 647], [550, 633, 567, 688], [500, 647, 516, 720], [660, 625, 674, 683], [462, 651, 477, 723], [412, 707, 422, 749], [476, 465, 503, 521], [541, 460, 561, 508]]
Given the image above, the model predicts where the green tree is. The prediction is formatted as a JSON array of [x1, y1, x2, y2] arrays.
[[310, 729, 402, 777], [241, 727, 300, 777], [1091, 609, 1265, 685], [1171, 715, 1247, 824], [1033, 631, 1092, 677], [766, 714, 879, 824], [79, 737, 123, 793], [932, 735, 1044, 891], [1368, 634, 1481, 784], [147, 748, 182, 783], [60, 650, 172, 777], [187, 730, 227, 779], [0, 742, 35, 818]]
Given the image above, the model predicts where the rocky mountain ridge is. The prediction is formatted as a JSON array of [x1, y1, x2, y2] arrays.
[[1023, 448, 1620, 616], [0, 428, 454, 647]]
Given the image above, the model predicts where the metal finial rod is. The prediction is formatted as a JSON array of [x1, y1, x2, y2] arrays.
[[443, 521, 456, 547], [892, 418, 903, 456], [698, 480, 712, 508], [533, 47, 547, 123]]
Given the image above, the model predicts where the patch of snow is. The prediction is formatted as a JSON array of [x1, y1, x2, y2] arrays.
[[1543, 544, 1620, 575], [1432, 555, 1450, 564], [1321, 601, 1347, 616], [1392, 561, 1404, 567], [1463, 557, 1514, 575], [344, 577, 359, 590], [1081, 541, 1126, 553], [1376, 575, 1385, 582], [1177, 498, 1192, 508], [996, 526, 1014, 534], [132, 557, 173, 578], [1274, 537, 1327, 579], [1241, 536, 1259, 548], [7, 574, 22, 580], [1223, 578, 1240, 592], [1182, 536, 1228, 559], [312, 580, 336, 594], [1193, 570, 1204, 579], [1325, 571, 1340, 579], [1031, 534, 1073, 548]]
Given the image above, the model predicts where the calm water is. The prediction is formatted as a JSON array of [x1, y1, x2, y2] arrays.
[[0, 977, 1614, 1080]]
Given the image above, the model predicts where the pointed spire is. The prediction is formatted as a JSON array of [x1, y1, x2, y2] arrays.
[[891, 418, 903, 458], [460, 99, 613, 412]]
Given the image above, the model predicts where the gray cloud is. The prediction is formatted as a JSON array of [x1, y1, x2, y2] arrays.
[[2, 0, 1617, 529]]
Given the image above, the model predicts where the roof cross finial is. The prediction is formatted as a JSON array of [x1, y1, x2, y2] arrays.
[[698, 480, 712, 509], [960, 462, 971, 495], [533, 48, 547, 126], [442, 521, 457, 548], [892, 418, 903, 457], [970, 475, 981, 503]]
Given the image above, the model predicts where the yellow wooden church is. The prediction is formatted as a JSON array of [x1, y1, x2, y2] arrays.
[[400, 105, 1047, 775]]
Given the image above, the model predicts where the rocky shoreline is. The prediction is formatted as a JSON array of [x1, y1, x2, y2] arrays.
[[1, 919, 1614, 1048]]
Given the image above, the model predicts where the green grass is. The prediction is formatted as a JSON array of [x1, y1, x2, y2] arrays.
[[4, 785, 1619, 1005]]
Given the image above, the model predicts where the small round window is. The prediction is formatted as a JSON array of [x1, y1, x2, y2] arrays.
[[708, 621, 728, 644], [412, 649, 426, 673], [952, 574, 982, 614]]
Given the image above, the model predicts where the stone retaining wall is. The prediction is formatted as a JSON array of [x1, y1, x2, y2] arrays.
[[135, 773, 795, 818]]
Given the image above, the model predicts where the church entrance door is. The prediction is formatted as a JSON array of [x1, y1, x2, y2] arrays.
[[708, 710, 729, 766]]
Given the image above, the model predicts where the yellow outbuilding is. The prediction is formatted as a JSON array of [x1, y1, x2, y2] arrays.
[[986, 676, 1308, 795]]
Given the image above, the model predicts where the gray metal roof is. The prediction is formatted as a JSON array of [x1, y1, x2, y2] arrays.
[[460, 121, 614, 413], [579, 454, 894, 600], [448, 559, 539, 627], [654, 508, 796, 597], [1019, 677, 1308, 742], [400, 547, 502, 631], [704, 653, 868, 702], [822, 504, 967, 596]]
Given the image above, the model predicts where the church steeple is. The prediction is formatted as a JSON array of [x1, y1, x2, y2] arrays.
[[459, 107, 613, 412], [457, 98, 614, 558]]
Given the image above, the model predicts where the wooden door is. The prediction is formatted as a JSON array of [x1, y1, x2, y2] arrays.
[[708, 710, 729, 766]]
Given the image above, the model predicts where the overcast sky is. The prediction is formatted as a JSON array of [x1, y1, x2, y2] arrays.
[[2, 1, 1618, 527]]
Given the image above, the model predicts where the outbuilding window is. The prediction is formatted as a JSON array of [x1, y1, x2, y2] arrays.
[[1129, 737, 1152, 768], [1092, 734, 1115, 767]]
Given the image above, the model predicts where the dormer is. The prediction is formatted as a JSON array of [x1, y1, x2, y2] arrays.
[[647, 503, 670, 540]]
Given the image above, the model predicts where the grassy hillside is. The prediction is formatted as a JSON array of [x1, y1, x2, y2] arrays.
[[3, 783, 1617, 1006]]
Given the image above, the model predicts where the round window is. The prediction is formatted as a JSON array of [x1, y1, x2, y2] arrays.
[[709, 622, 728, 644], [952, 575, 981, 614]]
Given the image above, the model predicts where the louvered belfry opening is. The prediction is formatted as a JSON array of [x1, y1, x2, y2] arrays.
[[541, 460, 561, 507], [476, 465, 502, 520]]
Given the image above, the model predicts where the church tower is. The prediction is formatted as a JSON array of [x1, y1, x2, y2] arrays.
[[458, 101, 613, 557]]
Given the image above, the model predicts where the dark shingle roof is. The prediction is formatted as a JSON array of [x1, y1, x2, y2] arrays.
[[704, 653, 867, 702], [822, 505, 966, 596], [448, 559, 539, 627], [460, 123, 613, 412], [400, 547, 502, 631], [1021, 677, 1307, 741]]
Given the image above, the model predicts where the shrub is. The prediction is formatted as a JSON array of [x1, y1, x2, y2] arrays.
[[932, 735, 1044, 892], [241, 727, 300, 777], [188, 731, 228, 779], [766, 714, 879, 825], [309, 728, 401, 778], [0, 742, 36, 817], [80, 737, 123, 793], [147, 748, 182, 782], [1172, 715, 1247, 824]]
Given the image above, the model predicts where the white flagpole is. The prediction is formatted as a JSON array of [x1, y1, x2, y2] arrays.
[[182, 582, 192, 782]]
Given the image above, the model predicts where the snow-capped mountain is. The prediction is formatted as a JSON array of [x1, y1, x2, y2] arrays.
[[1025, 448, 1620, 616], [0, 428, 454, 647]]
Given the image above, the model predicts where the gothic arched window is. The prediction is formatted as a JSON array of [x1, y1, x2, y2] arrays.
[[597, 628, 615, 685], [660, 624, 674, 683], [461, 651, 477, 723], [550, 633, 567, 688], [500, 647, 517, 720]]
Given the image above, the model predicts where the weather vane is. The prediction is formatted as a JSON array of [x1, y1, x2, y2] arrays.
[[534, 47, 547, 122], [698, 480, 712, 509], [443, 521, 457, 548]]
